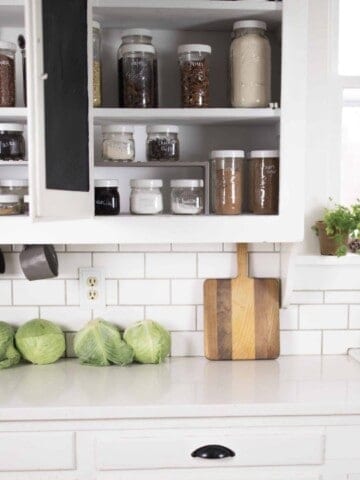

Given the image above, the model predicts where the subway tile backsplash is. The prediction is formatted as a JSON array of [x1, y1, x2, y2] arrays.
[[1, 243, 360, 357]]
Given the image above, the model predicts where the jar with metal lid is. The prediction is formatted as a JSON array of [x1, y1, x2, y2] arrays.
[[0, 194, 21, 215], [93, 20, 102, 107], [0, 179, 28, 196], [130, 179, 163, 214], [248, 150, 279, 214], [171, 179, 204, 215], [23, 194, 29, 215], [118, 29, 158, 107], [230, 20, 271, 108], [95, 179, 120, 215], [211, 150, 245, 215], [122, 44, 156, 108], [0, 123, 25, 161], [178, 44, 211, 108], [102, 125, 135, 162], [0, 41, 16, 107], [146, 125, 179, 161]]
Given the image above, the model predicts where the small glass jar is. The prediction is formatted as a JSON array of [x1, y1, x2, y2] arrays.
[[93, 20, 102, 107], [0, 41, 16, 107], [122, 44, 156, 108], [0, 179, 28, 214], [211, 150, 245, 215], [171, 179, 204, 215], [248, 150, 279, 214], [146, 125, 179, 161], [130, 179, 163, 215], [102, 125, 135, 162], [0, 123, 25, 161], [178, 44, 211, 108], [23, 194, 29, 215], [95, 180, 120, 215], [0, 194, 21, 215]]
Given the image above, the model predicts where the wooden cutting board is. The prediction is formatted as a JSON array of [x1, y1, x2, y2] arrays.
[[204, 243, 280, 360]]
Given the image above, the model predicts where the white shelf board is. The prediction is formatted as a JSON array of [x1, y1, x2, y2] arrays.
[[0, 0, 24, 27], [0, 160, 27, 166], [0, 108, 27, 123], [93, 108, 280, 126], [297, 254, 360, 266]]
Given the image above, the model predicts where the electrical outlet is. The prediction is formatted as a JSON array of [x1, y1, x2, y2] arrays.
[[79, 268, 105, 309]]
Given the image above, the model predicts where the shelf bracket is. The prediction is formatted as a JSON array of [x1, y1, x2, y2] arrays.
[[280, 242, 299, 308]]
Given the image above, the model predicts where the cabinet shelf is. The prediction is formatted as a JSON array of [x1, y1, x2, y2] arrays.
[[0, 108, 27, 123], [0, 160, 27, 166]]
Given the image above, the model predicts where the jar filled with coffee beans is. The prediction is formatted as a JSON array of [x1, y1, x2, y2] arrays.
[[0, 41, 16, 107], [178, 44, 211, 108], [146, 125, 179, 161], [248, 150, 279, 214]]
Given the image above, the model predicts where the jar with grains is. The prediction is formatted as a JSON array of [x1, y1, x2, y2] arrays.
[[23, 194, 29, 215], [122, 44, 156, 108], [211, 150, 245, 215], [93, 20, 102, 107], [118, 29, 158, 107], [95, 180, 120, 215], [146, 125, 179, 161], [0, 194, 21, 215], [102, 125, 135, 162], [0, 123, 25, 161], [230, 20, 271, 107], [171, 179, 204, 215], [178, 44, 211, 108], [0, 41, 16, 107], [248, 150, 279, 214], [0, 178, 28, 213], [130, 179, 163, 215]]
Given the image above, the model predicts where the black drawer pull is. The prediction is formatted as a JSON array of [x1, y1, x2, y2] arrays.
[[191, 444, 235, 459]]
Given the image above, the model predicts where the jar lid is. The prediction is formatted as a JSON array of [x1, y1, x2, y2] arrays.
[[121, 44, 155, 55], [102, 124, 134, 133], [0, 179, 28, 187], [170, 179, 204, 188], [249, 150, 279, 158], [210, 150, 245, 159], [93, 20, 101, 29], [0, 123, 24, 132], [146, 125, 179, 134], [121, 28, 152, 39], [0, 40, 16, 52], [95, 179, 118, 188], [24, 195, 29, 203], [130, 179, 163, 188], [233, 20, 267, 31], [178, 44, 212, 55], [0, 194, 19, 203]]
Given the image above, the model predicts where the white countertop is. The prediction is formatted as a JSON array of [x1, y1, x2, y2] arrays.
[[1, 355, 360, 421]]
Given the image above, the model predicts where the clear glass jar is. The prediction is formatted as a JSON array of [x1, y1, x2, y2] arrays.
[[146, 125, 179, 161], [171, 179, 204, 215], [211, 150, 245, 215], [122, 44, 156, 108], [178, 44, 211, 108], [0, 41, 16, 107], [95, 180, 120, 215], [230, 20, 271, 108], [0, 194, 21, 215], [0, 123, 25, 161], [117, 29, 158, 107], [130, 179, 163, 214], [248, 150, 279, 214], [93, 20, 102, 107], [0, 179, 28, 213], [23, 194, 29, 215], [102, 125, 135, 162]]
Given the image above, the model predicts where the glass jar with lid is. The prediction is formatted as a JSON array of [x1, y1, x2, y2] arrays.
[[211, 150, 245, 215], [178, 44, 211, 108], [23, 194, 29, 215], [102, 124, 135, 162], [0, 123, 25, 161], [146, 125, 179, 161], [95, 179, 120, 215], [230, 20, 271, 108], [0, 40, 16, 107], [0, 194, 21, 215], [171, 179, 204, 215], [130, 179, 163, 215], [248, 150, 279, 214], [93, 20, 102, 107]]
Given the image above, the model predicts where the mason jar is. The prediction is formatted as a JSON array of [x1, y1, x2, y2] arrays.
[[102, 124, 135, 162], [0, 123, 25, 161], [93, 20, 102, 107], [171, 179, 204, 215], [178, 44, 211, 108], [0, 41, 16, 107], [146, 125, 179, 161], [248, 150, 279, 214], [130, 179, 163, 214]]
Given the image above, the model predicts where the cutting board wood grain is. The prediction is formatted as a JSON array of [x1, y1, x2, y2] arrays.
[[204, 243, 280, 360]]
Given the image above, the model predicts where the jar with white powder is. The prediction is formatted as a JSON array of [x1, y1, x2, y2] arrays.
[[130, 179, 163, 214], [170, 179, 204, 215], [230, 20, 271, 108], [101, 125, 135, 162]]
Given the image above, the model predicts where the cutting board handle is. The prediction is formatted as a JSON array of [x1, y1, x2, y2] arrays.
[[237, 243, 248, 277]]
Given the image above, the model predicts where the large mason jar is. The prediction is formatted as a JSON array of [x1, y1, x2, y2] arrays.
[[178, 44, 211, 108], [93, 20, 102, 107], [0, 40, 16, 107], [230, 20, 271, 108]]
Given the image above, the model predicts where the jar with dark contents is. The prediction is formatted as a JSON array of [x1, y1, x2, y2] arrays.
[[0, 41, 16, 107], [248, 150, 279, 214], [178, 44, 211, 108], [95, 180, 120, 215], [146, 125, 179, 161], [122, 44, 156, 108], [0, 123, 25, 161]]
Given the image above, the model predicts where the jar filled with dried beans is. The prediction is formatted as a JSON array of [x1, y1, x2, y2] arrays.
[[146, 125, 179, 161], [211, 150, 245, 215], [0, 41, 16, 107], [178, 44, 211, 108], [248, 150, 279, 214], [93, 21, 102, 107]]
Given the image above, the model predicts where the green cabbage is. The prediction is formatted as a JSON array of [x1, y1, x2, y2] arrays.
[[0, 321, 20, 369], [74, 319, 134, 367], [124, 320, 171, 364], [15, 319, 65, 365]]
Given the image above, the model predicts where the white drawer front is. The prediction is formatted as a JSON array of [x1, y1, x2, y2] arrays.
[[96, 428, 324, 471], [0, 432, 75, 471]]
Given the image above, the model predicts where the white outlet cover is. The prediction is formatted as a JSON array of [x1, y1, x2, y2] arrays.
[[79, 267, 106, 309]]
